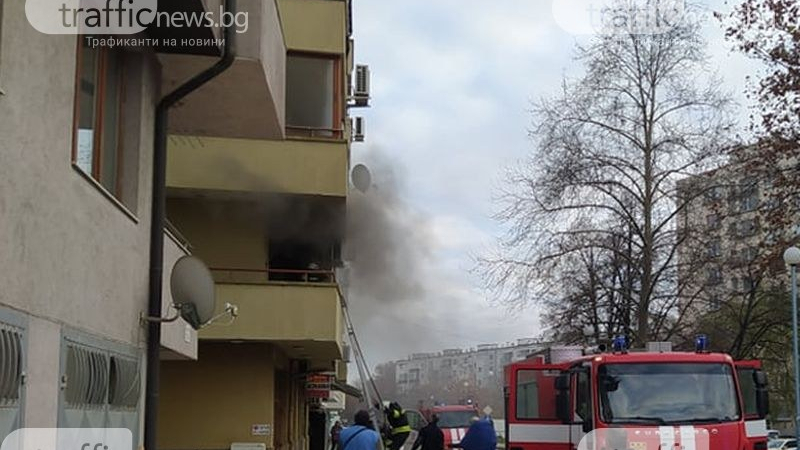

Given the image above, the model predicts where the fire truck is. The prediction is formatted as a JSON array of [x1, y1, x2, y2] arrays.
[[504, 337, 770, 450], [423, 404, 481, 448]]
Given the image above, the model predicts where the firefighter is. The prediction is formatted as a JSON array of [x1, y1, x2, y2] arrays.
[[382, 401, 412, 450]]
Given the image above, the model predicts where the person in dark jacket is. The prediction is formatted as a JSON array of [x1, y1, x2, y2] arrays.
[[382, 402, 412, 450], [330, 421, 343, 450], [459, 418, 496, 450], [412, 414, 444, 450]]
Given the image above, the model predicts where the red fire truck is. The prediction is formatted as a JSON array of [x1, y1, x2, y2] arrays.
[[504, 338, 769, 450], [424, 404, 481, 448]]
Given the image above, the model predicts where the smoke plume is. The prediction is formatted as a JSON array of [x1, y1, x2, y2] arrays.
[[344, 150, 434, 304]]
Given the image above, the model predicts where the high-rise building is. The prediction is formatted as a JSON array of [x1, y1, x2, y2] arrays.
[[676, 153, 800, 312]]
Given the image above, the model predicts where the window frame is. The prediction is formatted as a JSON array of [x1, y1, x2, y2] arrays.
[[285, 51, 344, 139], [71, 38, 126, 198]]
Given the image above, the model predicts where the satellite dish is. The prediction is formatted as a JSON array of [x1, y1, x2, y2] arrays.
[[170, 256, 216, 330], [351, 164, 371, 193]]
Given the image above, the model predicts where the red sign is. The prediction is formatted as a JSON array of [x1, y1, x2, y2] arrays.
[[306, 374, 332, 399]]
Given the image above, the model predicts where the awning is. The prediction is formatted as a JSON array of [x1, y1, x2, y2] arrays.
[[332, 380, 363, 400]]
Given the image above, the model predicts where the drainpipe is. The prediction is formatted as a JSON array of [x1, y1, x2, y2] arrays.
[[144, 2, 236, 450]]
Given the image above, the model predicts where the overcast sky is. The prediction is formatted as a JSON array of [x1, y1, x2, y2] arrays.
[[345, 0, 762, 369]]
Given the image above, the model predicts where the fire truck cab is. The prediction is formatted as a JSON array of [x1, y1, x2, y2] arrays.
[[424, 404, 481, 448], [504, 339, 769, 450]]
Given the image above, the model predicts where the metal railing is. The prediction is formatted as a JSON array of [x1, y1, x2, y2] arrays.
[[210, 267, 336, 285], [285, 125, 344, 140]]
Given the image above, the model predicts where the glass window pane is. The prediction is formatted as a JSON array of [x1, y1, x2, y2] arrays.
[[76, 41, 99, 174], [286, 55, 335, 132], [516, 369, 558, 420], [737, 368, 758, 417], [100, 51, 123, 194]]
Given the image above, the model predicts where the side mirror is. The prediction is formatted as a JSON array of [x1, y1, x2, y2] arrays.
[[754, 370, 769, 419], [555, 374, 570, 424]]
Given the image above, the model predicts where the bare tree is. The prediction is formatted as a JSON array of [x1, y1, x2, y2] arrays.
[[718, 0, 800, 145], [480, 12, 735, 345]]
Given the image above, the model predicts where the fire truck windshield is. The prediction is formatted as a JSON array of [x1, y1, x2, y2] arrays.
[[597, 363, 740, 425], [437, 411, 478, 428]]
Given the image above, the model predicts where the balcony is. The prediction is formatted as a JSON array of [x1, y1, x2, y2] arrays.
[[160, 0, 286, 140], [166, 135, 348, 197], [277, 0, 347, 54], [199, 268, 344, 369]]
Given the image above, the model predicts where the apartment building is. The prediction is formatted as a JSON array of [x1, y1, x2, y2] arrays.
[[0, 1, 214, 446], [676, 153, 800, 312], [395, 339, 542, 395], [157, 2, 364, 450]]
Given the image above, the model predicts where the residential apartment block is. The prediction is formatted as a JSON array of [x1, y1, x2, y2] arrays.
[[0, 1, 365, 450], [0, 0, 207, 445], [395, 339, 542, 395], [677, 154, 800, 311], [158, 2, 365, 450]]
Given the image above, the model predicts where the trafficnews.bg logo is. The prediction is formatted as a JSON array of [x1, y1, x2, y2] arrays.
[[25, 0, 249, 35]]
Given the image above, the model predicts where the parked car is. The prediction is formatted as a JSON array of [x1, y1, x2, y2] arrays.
[[768, 430, 781, 441], [768, 438, 796, 450]]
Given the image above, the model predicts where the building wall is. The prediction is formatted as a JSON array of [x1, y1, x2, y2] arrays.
[[0, 1, 158, 439], [0, 1, 201, 440], [159, 343, 277, 450], [0, 3, 155, 350], [159, 342, 310, 450]]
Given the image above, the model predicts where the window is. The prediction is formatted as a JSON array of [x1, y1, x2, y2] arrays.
[[285, 53, 343, 138], [737, 368, 758, 418], [706, 267, 722, 286], [72, 38, 137, 210], [706, 213, 720, 230], [732, 219, 759, 238], [705, 185, 724, 202], [744, 247, 759, 263], [516, 369, 559, 420], [709, 295, 722, 311], [597, 363, 739, 424], [575, 370, 591, 422], [708, 240, 721, 258]]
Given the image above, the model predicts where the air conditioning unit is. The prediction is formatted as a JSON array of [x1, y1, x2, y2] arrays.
[[342, 344, 351, 363], [352, 117, 365, 142], [353, 65, 370, 107]]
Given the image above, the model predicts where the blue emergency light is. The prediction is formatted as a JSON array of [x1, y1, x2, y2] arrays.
[[611, 335, 629, 352], [695, 334, 709, 352]]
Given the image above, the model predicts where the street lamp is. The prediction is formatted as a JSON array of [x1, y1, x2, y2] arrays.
[[784, 246, 800, 438]]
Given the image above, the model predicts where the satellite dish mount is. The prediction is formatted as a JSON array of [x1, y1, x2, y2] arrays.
[[141, 256, 238, 330]]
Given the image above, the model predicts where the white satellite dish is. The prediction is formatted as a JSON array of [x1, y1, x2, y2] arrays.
[[351, 164, 372, 193], [170, 256, 216, 330]]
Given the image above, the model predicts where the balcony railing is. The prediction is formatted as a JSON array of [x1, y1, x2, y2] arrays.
[[286, 125, 344, 140], [210, 267, 336, 285]]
